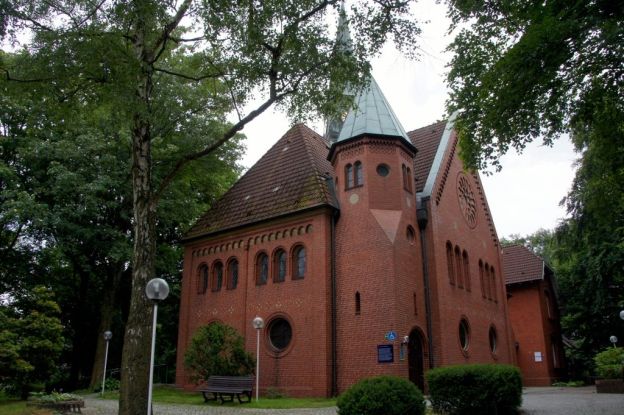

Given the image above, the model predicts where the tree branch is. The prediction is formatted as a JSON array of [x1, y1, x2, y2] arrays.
[[153, 66, 222, 81], [1, 68, 55, 83], [150, 0, 194, 64]]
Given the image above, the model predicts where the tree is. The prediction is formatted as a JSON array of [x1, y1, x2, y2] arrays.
[[2, 2, 420, 413], [184, 322, 255, 384], [500, 228, 557, 264], [445, 0, 624, 171], [0, 286, 64, 399]]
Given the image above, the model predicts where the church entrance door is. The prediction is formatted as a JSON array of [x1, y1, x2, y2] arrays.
[[408, 328, 425, 391]]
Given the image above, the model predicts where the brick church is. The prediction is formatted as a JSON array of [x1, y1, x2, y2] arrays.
[[174, 66, 517, 395]]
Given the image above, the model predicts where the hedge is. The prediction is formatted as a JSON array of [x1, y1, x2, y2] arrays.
[[426, 364, 522, 415], [337, 375, 426, 415]]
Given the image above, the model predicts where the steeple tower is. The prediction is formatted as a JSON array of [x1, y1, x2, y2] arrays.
[[324, 2, 353, 143]]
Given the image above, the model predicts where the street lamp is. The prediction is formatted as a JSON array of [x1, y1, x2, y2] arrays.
[[101, 330, 112, 397], [610, 335, 618, 348], [145, 278, 170, 415], [252, 316, 264, 402]]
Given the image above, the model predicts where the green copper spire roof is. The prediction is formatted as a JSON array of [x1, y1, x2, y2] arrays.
[[337, 77, 410, 143]]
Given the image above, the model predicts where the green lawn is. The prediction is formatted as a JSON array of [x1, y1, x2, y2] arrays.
[[0, 393, 52, 415], [98, 385, 337, 409]]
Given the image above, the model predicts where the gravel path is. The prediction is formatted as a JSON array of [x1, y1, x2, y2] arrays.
[[82, 386, 624, 415]]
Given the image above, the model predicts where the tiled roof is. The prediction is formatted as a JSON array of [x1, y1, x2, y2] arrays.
[[502, 244, 545, 285], [408, 120, 447, 193], [183, 124, 337, 241]]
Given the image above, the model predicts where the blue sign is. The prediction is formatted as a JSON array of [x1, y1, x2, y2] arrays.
[[377, 344, 394, 363], [385, 330, 397, 341]]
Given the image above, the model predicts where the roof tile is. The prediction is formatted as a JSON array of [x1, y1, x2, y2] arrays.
[[502, 244, 545, 285]]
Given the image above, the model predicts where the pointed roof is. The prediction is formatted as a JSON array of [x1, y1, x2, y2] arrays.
[[502, 244, 546, 285], [407, 120, 447, 193], [183, 124, 338, 241], [337, 78, 411, 143]]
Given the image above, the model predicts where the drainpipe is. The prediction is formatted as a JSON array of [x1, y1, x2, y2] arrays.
[[417, 196, 435, 369], [330, 210, 338, 396]]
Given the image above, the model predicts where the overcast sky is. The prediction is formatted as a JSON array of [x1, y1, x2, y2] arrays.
[[236, 0, 578, 239]]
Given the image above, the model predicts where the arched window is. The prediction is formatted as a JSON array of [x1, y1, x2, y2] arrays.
[[212, 261, 223, 292], [479, 260, 486, 298], [345, 163, 354, 189], [227, 258, 238, 290], [292, 245, 306, 279], [406, 167, 412, 192], [462, 250, 471, 292], [446, 241, 455, 285], [484, 262, 491, 300], [490, 266, 497, 303], [455, 246, 464, 288], [256, 252, 269, 285], [355, 291, 361, 315], [402, 164, 408, 189], [273, 249, 287, 282], [489, 326, 498, 354], [354, 161, 363, 186], [197, 264, 208, 294]]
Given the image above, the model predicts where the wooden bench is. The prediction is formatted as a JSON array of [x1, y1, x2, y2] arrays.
[[28, 399, 84, 413], [198, 375, 254, 404]]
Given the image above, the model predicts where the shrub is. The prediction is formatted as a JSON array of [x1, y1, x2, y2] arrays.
[[94, 377, 120, 393], [184, 322, 255, 383], [337, 375, 425, 415], [594, 347, 624, 379], [427, 364, 522, 415]]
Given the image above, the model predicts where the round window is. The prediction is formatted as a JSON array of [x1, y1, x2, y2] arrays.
[[376, 164, 390, 177], [489, 326, 497, 354], [459, 319, 470, 351], [268, 318, 292, 351]]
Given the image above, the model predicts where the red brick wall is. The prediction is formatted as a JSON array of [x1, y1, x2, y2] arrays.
[[176, 209, 333, 397], [423, 131, 515, 368], [507, 279, 565, 386]]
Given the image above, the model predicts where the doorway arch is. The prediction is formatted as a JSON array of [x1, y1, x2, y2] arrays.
[[408, 327, 425, 391]]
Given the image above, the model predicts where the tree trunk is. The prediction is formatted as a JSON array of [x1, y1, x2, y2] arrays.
[[89, 265, 124, 390], [119, 21, 157, 413]]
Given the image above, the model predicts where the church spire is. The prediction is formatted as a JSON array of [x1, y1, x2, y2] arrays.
[[324, 1, 353, 143]]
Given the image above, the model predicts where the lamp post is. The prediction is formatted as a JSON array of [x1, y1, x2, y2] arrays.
[[610, 335, 618, 348], [101, 330, 112, 397], [252, 316, 264, 402], [145, 278, 170, 415]]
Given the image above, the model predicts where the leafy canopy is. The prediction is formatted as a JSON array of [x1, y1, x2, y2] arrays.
[[445, 0, 624, 171]]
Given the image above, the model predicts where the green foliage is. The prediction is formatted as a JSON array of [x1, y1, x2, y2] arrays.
[[28, 392, 82, 403], [0, 287, 64, 399], [551, 380, 584, 387], [336, 375, 425, 415], [594, 348, 624, 379], [426, 364, 522, 415], [184, 322, 255, 383], [94, 378, 120, 393], [445, 0, 624, 171]]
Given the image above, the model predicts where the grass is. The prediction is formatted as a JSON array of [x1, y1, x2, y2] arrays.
[[0, 392, 52, 415], [96, 385, 337, 409]]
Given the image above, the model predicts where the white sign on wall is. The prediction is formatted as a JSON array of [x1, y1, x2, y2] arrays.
[[534, 351, 543, 362]]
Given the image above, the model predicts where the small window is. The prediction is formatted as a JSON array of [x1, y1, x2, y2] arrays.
[[355, 291, 361, 315], [274, 249, 287, 282], [402, 164, 408, 189], [406, 167, 412, 192], [459, 318, 470, 351], [197, 264, 209, 294], [463, 251, 471, 292], [413, 292, 417, 315], [446, 241, 455, 285], [406, 226, 415, 244], [490, 266, 497, 303], [455, 246, 463, 288], [227, 258, 238, 289], [212, 261, 223, 292], [268, 317, 292, 352], [345, 164, 354, 189], [256, 253, 269, 285], [354, 161, 363, 186], [376, 163, 390, 177], [484, 262, 491, 300], [479, 260, 486, 298], [489, 326, 498, 354], [292, 245, 306, 279]]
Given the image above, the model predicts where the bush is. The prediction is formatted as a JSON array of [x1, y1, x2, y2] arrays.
[[337, 375, 425, 415], [94, 377, 120, 393], [426, 364, 522, 415], [594, 347, 624, 379], [184, 322, 255, 383]]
